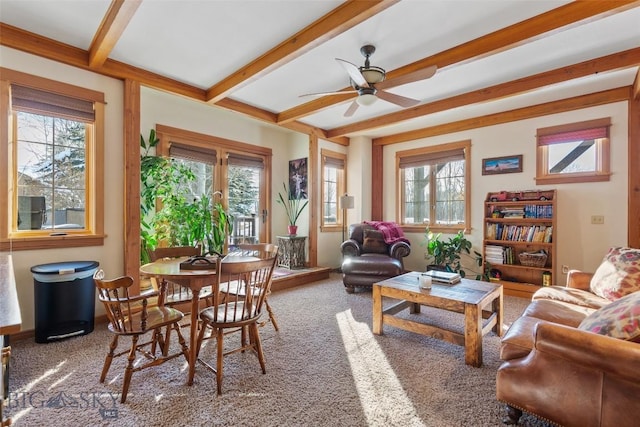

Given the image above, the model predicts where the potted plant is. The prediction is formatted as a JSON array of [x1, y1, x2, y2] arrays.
[[424, 228, 485, 279], [277, 181, 308, 236], [140, 130, 233, 262]]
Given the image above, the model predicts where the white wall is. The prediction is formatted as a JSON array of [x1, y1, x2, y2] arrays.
[[2, 47, 125, 330], [379, 102, 629, 282]]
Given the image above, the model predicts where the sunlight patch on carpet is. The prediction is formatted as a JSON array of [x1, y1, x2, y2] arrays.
[[336, 309, 425, 426]]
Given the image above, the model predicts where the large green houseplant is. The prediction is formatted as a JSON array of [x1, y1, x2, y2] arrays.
[[424, 228, 486, 279], [140, 130, 232, 263], [277, 181, 308, 235]]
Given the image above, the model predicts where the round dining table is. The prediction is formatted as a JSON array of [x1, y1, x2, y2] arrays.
[[140, 255, 258, 385]]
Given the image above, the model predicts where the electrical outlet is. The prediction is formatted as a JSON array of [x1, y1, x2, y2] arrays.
[[562, 265, 569, 274], [591, 215, 605, 224]]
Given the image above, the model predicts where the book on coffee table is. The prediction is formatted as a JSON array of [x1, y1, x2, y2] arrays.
[[423, 270, 461, 285]]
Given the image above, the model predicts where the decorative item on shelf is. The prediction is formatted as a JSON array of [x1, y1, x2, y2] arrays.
[[542, 270, 552, 287], [339, 193, 355, 243], [277, 181, 308, 237], [519, 250, 548, 268]]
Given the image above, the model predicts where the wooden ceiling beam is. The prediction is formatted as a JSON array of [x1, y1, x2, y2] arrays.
[[372, 87, 632, 146], [328, 47, 640, 138], [276, 0, 640, 124], [633, 67, 640, 100], [0, 23, 205, 100], [206, 0, 399, 103], [0, 23, 345, 144], [89, 0, 142, 68]]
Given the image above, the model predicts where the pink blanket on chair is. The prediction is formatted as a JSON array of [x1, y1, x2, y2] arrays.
[[363, 221, 410, 245]]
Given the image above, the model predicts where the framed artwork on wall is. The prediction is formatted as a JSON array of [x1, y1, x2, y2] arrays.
[[289, 157, 308, 199], [482, 155, 523, 175]]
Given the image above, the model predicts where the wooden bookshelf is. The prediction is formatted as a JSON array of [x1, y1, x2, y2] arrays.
[[483, 190, 557, 299]]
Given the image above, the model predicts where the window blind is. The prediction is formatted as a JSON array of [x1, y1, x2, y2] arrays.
[[170, 143, 217, 164], [398, 148, 465, 169], [537, 118, 611, 146], [323, 155, 345, 169], [227, 153, 264, 169], [11, 84, 95, 122]]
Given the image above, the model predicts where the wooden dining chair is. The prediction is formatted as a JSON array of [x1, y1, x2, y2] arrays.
[[222, 243, 280, 331], [147, 245, 214, 309], [93, 270, 189, 403], [195, 254, 277, 395]]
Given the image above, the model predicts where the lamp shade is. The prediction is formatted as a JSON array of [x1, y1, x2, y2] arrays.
[[340, 194, 354, 209]]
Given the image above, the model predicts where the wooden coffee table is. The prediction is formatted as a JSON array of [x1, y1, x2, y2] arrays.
[[372, 271, 503, 367]]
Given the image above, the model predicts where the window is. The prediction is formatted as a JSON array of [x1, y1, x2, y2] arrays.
[[156, 125, 271, 249], [396, 140, 470, 233], [0, 69, 105, 250], [321, 149, 346, 230], [536, 118, 611, 185]]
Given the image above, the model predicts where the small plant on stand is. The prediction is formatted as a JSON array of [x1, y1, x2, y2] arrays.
[[277, 182, 308, 236]]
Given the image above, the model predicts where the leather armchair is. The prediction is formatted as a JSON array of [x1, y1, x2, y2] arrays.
[[340, 223, 410, 293]]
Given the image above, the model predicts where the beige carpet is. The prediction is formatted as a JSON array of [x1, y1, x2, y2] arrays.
[[5, 274, 548, 426]]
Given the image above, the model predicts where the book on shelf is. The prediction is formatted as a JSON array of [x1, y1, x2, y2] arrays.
[[486, 223, 553, 243], [485, 245, 505, 265], [523, 204, 553, 219]]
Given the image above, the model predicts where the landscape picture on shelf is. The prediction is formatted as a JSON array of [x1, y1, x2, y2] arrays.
[[482, 155, 523, 175]]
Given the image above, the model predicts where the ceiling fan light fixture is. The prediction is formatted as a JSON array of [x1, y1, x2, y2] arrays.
[[356, 93, 378, 106], [361, 66, 385, 84]]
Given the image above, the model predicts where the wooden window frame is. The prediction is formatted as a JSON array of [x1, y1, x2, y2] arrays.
[[535, 118, 611, 185], [396, 140, 471, 234], [0, 68, 105, 251], [320, 149, 346, 232], [155, 125, 273, 244]]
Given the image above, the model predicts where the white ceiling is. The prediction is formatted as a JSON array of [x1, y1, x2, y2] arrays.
[[1, 0, 638, 140]]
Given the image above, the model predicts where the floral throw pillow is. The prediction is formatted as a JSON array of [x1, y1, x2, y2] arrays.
[[578, 291, 640, 342], [590, 247, 640, 301]]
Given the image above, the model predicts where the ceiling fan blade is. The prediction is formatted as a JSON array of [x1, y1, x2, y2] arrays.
[[344, 100, 359, 117], [376, 65, 437, 90], [299, 89, 357, 97], [376, 90, 421, 108], [336, 58, 369, 88]]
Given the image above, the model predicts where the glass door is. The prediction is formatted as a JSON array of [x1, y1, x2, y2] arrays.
[[227, 152, 266, 250]]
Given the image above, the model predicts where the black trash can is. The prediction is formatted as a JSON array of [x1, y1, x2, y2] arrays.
[[32, 261, 99, 343]]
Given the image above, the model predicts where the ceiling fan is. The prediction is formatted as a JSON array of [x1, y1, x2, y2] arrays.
[[301, 45, 437, 117]]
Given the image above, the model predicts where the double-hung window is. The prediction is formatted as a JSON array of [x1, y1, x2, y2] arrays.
[[536, 118, 611, 185], [321, 149, 346, 230], [1, 69, 104, 250], [397, 140, 470, 233]]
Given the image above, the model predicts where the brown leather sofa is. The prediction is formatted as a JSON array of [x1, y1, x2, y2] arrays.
[[496, 270, 640, 426], [340, 223, 410, 293]]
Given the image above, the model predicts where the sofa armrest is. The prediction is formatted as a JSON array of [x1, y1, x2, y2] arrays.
[[389, 241, 411, 260], [341, 239, 362, 257], [534, 322, 640, 379], [566, 269, 593, 291], [497, 322, 640, 426]]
